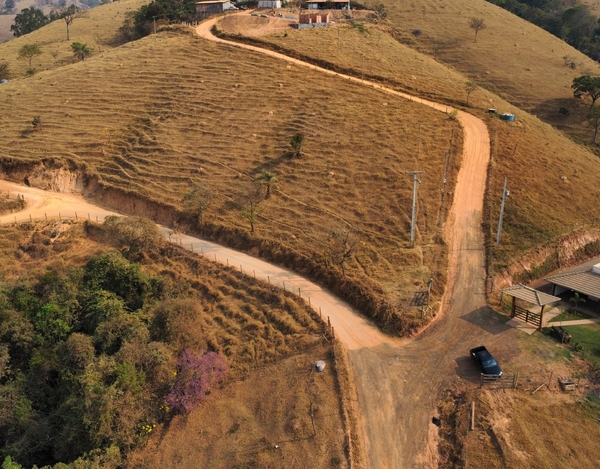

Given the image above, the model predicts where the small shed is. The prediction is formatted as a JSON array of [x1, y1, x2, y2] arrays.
[[501, 284, 560, 330], [299, 12, 329, 24], [196, 0, 236, 18], [258, 0, 281, 7]]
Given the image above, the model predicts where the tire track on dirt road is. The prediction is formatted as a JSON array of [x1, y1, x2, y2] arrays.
[[196, 16, 496, 469]]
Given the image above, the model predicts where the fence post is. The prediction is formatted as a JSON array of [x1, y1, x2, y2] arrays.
[[29, 214, 32, 222], [513, 373, 519, 389], [88, 213, 90, 220], [45, 213, 47, 221], [240, 264, 243, 273], [470, 401, 475, 431], [480, 373, 484, 388], [75, 212, 78, 220], [283, 282, 285, 292]]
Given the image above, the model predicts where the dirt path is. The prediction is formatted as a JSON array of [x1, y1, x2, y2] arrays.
[[196, 16, 503, 469], [0, 19, 500, 468]]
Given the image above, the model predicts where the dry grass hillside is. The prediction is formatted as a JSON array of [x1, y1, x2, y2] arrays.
[[376, 0, 600, 110], [0, 0, 146, 77], [0, 26, 462, 328], [235, 18, 600, 273]]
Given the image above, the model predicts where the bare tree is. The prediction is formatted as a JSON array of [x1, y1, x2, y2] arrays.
[[589, 105, 600, 144], [432, 40, 444, 60], [56, 5, 86, 40], [238, 184, 263, 233], [183, 182, 214, 226], [469, 17, 487, 43], [321, 226, 362, 276], [465, 81, 478, 106]]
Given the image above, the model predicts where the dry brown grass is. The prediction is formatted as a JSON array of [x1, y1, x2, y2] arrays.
[[0, 0, 146, 78], [0, 26, 462, 322], [127, 342, 347, 469], [245, 15, 600, 275]]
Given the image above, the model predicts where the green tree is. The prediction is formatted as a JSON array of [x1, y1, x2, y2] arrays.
[[71, 42, 92, 61], [572, 75, 600, 107], [2, 456, 22, 469], [10, 7, 49, 38], [469, 17, 487, 43], [255, 169, 278, 198], [290, 132, 305, 157], [4, 0, 16, 10], [182, 183, 213, 225], [17, 43, 42, 69]]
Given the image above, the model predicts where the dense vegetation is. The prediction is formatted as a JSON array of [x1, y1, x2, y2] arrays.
[[0, 217, 324, 468], [124, 0, 198, 40], [487, 0, 600, 61]]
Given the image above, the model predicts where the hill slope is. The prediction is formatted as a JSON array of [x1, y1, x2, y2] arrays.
[[235, 17, 600, 272], [0, 0, 146, 78], [0, 26, 462, 329]]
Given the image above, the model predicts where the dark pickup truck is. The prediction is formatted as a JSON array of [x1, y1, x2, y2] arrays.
[[470, 346, 502, 376]]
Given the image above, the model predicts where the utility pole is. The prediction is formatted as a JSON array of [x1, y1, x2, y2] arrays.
[[152, 16, 157, 45], [407, 171, 425, 248], [496, 177, 509, 245]]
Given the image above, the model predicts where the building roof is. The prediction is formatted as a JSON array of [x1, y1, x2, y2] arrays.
[[501, 284, 560, 306], [196, 0, 230, 4], [306, 0, 350, 2], [546, 269, 600, 298]]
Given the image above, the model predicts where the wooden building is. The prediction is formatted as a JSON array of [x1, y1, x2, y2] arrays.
[[196, 0, 237, 19]]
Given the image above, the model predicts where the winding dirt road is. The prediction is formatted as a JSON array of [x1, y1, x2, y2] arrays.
[[0, 17, 503, 469], [196, 17, 499, 468]]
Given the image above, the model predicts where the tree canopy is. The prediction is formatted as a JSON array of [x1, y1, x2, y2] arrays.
[[10, 7, 49, 37], [572, 75, 600, 106]]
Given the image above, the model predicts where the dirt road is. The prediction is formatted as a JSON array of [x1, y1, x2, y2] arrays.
[[0, 18, 505, 469], [196, 16, 507, 469]]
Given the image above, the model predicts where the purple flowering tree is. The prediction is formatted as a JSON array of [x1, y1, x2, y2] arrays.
[[166, 350, 229, 414]]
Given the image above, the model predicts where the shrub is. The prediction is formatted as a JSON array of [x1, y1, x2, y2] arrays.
[[165, 350, 228, 414]]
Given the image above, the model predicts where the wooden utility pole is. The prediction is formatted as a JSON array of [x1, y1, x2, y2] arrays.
[[496, 177, 509, 245], [407, 171, 425, 248]]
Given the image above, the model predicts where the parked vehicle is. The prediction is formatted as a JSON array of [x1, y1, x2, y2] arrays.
[[470, 346, 502, 376]]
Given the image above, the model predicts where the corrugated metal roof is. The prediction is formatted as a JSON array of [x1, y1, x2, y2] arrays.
[[502, 284, 560, 306], [546, 270, 600, 298]]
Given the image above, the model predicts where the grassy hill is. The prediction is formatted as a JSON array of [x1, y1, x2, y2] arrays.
[[230, 18, 600, 275], [0, 25, 463, 331], [0, 0, 146, 77]]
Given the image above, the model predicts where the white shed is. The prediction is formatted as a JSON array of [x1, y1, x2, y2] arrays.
[[258, 0, 282, 7]]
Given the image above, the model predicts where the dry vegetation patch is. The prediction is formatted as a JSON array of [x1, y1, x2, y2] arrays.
[[0, 29, 463, 327], [127, 342, 348, 469]]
